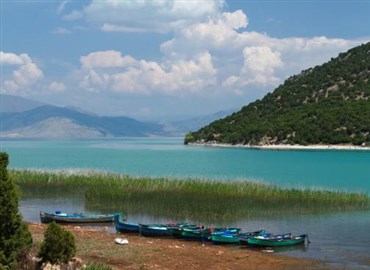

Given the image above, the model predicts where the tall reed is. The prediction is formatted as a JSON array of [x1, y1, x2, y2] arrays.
[[12, 169, 369, 223]]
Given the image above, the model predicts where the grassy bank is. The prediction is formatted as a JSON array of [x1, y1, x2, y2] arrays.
[[12, 169, 369, 223]]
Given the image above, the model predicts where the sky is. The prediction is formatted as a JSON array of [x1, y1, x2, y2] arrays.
[[1, 0, 370, 121]]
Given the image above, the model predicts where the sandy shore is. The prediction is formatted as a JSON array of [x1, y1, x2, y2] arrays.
[[29, 223, 330, 270], [189, 142, 370, 151]]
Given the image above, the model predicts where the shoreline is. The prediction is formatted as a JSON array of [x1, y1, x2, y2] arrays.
[[28, 223, 328, 270], [189, 142, 370, 151]]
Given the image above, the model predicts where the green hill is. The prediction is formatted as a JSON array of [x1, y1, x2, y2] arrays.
[[185, 42, 370, 146]]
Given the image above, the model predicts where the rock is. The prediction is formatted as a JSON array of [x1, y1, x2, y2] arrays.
[[40, 257, 85, 270]]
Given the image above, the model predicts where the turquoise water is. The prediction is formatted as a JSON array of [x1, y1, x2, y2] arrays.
[[1, 137, 370, 192], [2, 138, 370, 268]]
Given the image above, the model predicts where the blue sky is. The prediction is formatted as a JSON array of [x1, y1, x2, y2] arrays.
[[1, 0, 369, 120]]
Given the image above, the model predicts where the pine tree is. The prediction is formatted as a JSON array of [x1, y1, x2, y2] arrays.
[[0, 152, 32, 269], [38, 222, 76, 264]]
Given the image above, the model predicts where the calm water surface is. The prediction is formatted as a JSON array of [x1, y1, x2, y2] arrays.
[[1, 138, 370, 269], [1, 137, 370, 192]]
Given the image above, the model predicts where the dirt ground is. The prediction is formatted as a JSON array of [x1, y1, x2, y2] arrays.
[[29, 223, 327, 270]]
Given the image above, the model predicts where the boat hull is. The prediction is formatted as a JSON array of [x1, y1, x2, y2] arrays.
[[181, 228, 211, 241], [115, 221, 140, 233], [211, 234, 240, 244], [247, 234, 307, 247], [139, 224, 173, 237], [40, 211, 120, 224]]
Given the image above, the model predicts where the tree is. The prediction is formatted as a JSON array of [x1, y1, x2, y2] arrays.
[[38, 222, 76, 264], [0, 152, 32, 270]]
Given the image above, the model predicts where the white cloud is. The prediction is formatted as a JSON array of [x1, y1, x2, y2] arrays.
[[49, 81, 66, 92], [52, 27, 72, 34], [57, 1, 68, 15], [75, 9, 367, 97], [238, 46, 283, 86], [159, 10, 366, 91], [80, 50, 136, 69], [62, 10, 83, 21], [0, 52, 25, 65], [1, 52, 43, 93], [79, 51, 217, 94], [65, 0, 225, 33]]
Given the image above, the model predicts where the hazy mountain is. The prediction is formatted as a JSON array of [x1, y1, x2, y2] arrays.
[[0, 94, 45, 112], [1, 105, 165, 138], [0, 95, 239, 138], [186, 42, 370, 146], [164, 109, 236, 135]]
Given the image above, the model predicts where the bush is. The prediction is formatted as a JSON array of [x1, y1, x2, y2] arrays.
[[84, 262, 112, 270], [38, 222, 76, 264]]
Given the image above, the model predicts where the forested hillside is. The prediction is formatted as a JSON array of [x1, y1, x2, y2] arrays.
[[185, 42, 370, 146]]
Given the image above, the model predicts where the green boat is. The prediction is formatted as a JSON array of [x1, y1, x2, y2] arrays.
[[211, 233, 240, 244], [211, 228, 242, 244], [172, 223, 198, 238], [181, 227, 212, 241], [247, 234, 308, 247]]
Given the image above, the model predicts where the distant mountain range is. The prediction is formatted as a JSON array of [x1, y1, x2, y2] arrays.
[[0, 94, 45, 113], [0, 95, 232, 138], [186, 42, 370, 146]]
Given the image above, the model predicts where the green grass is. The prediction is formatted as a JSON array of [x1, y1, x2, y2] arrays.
[[11, 169, 369, 223]]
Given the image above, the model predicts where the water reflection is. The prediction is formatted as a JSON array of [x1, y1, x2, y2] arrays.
[[19, 193, 370, 270]]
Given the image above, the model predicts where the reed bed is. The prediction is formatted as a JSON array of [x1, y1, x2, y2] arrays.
[[11, 169, 369, 223]]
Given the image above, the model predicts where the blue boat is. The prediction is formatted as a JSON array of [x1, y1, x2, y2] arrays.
[[40, 211, 121, 224], [115, 219, 140, 233], [139, 223, 173, 237]]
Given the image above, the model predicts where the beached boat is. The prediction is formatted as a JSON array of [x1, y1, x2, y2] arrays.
[[181, 226, 212, 241], [39, 211, 120, 224], [238, 230, 266, 245], [115, 219, 140, 233], [246, 233, 308, 247], [171, 223, 198, 238], [139, 223, 173, 237], [211, 227, 242, 244]]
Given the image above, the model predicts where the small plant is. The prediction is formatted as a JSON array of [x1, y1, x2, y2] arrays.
[[38, 222, 76, 264], [84, 262, 112, 270]]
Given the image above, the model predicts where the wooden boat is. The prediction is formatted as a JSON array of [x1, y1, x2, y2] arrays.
[[247, 233, 308, 247], [238, 230, 266, 246], [171, 223, 199, 238], [40, 211, 121, 224], [115, 219, 140, 233], [211, 227, 242, 244], [181, 226, 212, 241], [139, 223, 173, 237]]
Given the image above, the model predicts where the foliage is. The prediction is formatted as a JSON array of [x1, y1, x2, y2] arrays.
[[0, 152, 32, 270], [38, 222, 76, 264], [187, 42, 370, 146], [84, 262, 112, 270]]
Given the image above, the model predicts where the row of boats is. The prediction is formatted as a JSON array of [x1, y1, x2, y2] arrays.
[[39, 211, 309, 248]]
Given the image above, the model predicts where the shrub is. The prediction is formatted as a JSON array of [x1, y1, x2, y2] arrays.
[[38, 222, 76, 264], [84, 262, 112, 270]]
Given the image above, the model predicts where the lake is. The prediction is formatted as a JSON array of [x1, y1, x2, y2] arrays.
[[1, 138, 370, 269], [2, 137, 370, 192]]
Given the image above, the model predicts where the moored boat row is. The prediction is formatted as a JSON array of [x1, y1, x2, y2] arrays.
[[114, 217, 310, 247], [39, 211, 309, 248]]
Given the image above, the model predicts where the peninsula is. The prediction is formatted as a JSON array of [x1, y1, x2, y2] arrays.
[[185, 42, 370, 148]]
